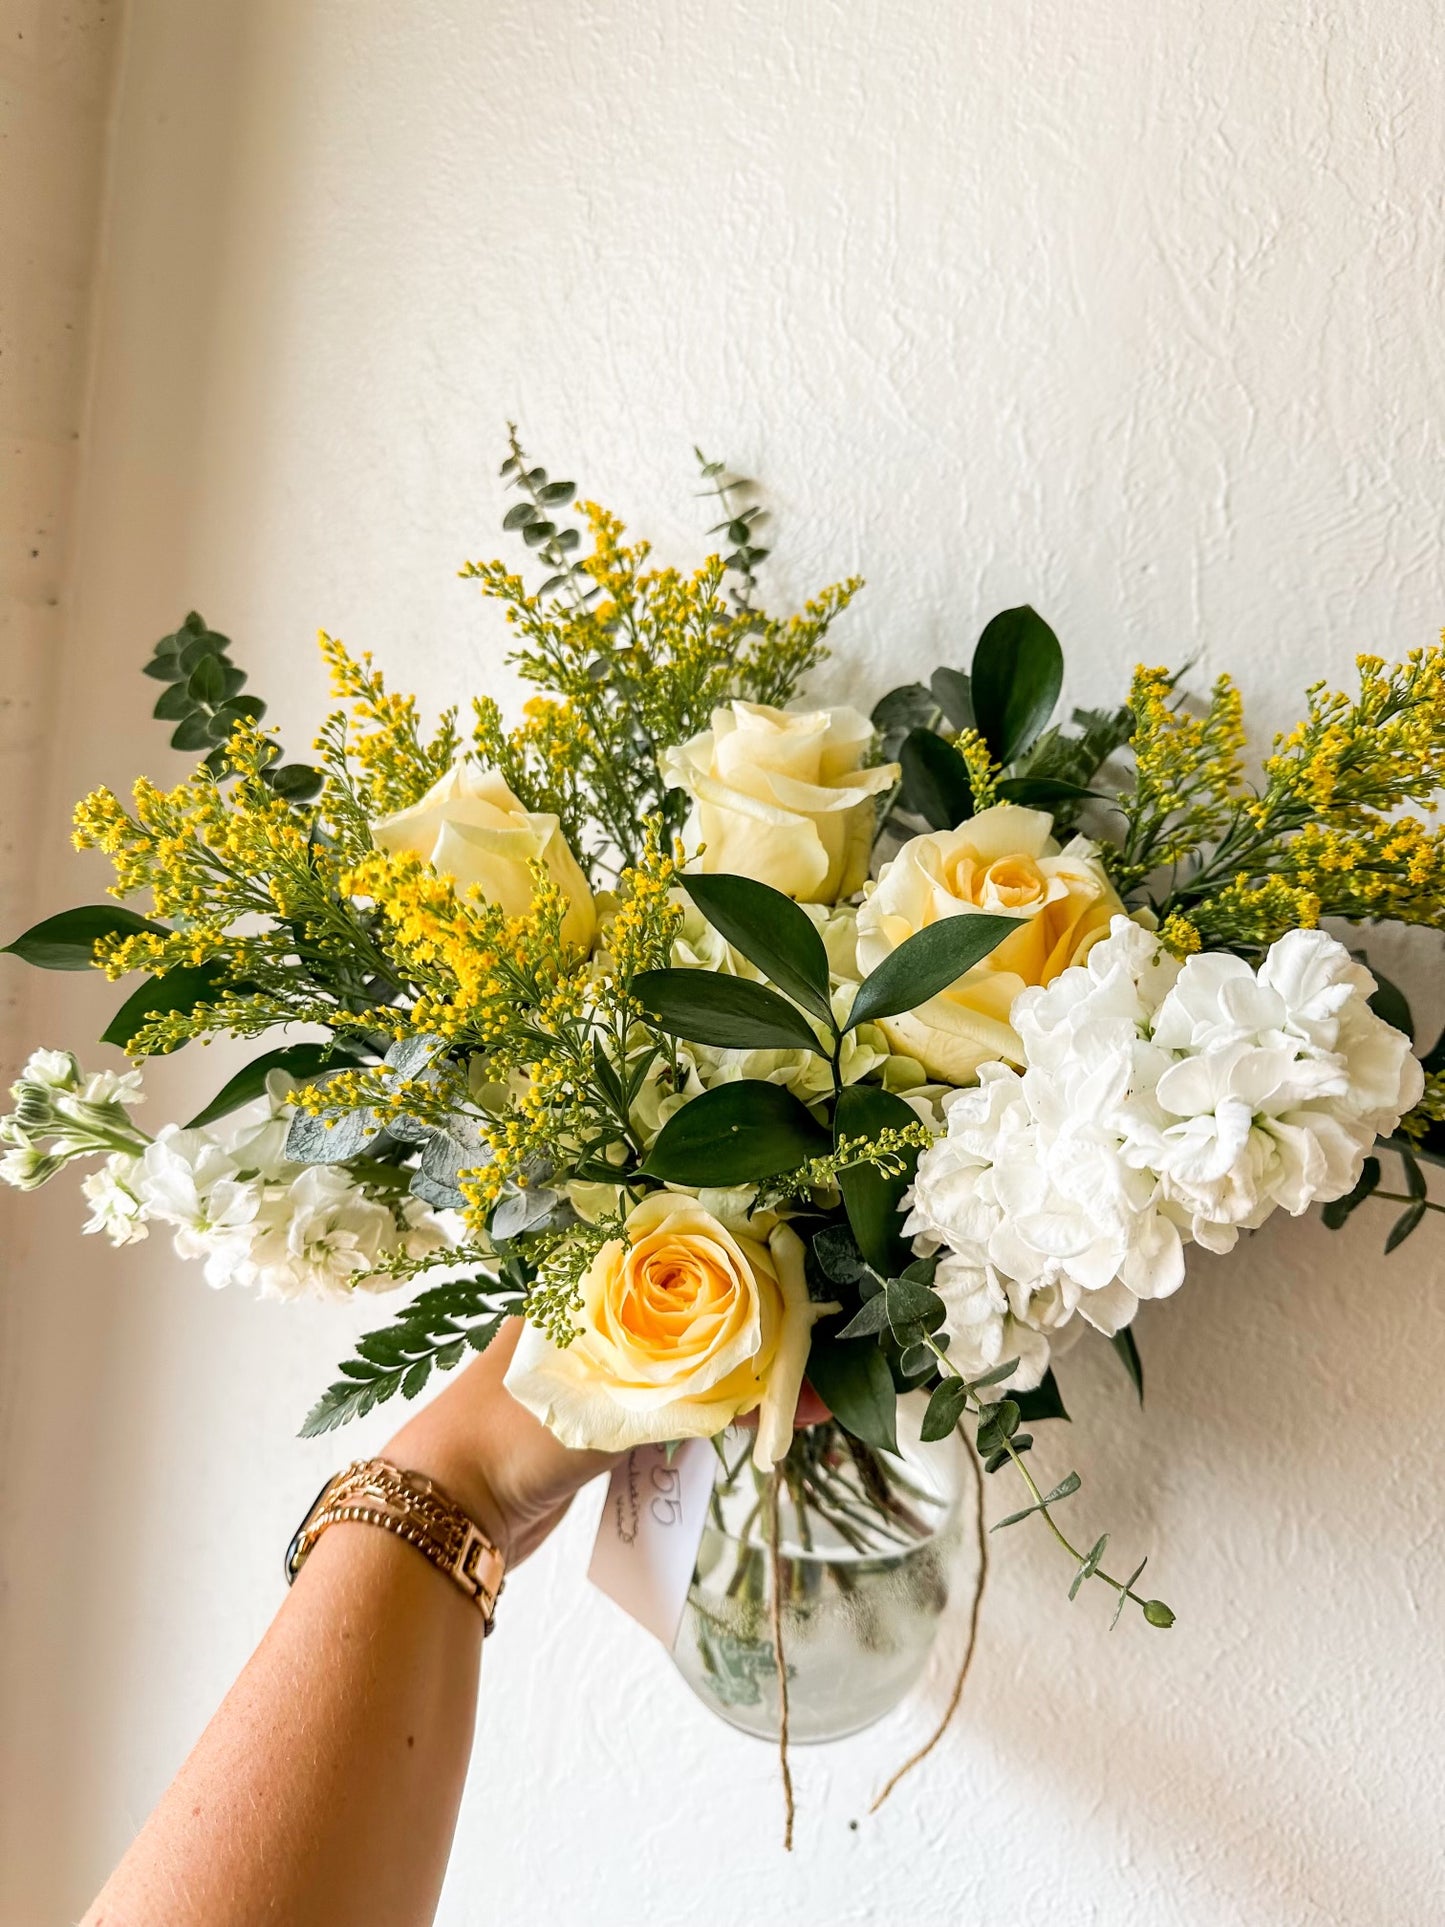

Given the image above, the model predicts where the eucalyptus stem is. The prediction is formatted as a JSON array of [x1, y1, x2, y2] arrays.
[[923, 1335, 1171, 1627]]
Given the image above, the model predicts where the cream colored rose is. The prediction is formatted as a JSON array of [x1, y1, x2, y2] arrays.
[[503, 1192, 831, 1469], [855, 804, 1123, 1083], [372, 761, 595, 952], [662, 701, 899, 904]]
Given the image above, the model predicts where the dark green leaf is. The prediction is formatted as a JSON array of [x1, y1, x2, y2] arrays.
[[300, 1299, 509, 1437], [884, 1275, 947, 1341], [900, 727, 974, 830], [847, 912, 1019, 1030], [680, 874, 833, 1024], [833, 1083, 922, 1274], [1012, 1368, 1070, 1424], [522, 519, 555, 547], [921, 1377, 969, 1441], [810, 1222, 872, 1288], [265, 763, 324, 802], [1366, 967, 1414, 1042], [170, 713, 213, 752], [897, 1342, 935, 1380], [975, 1397, 1021, 1456], [186, 1043, 352, 1128], [632, 968, 824, 1054], [1111, 1326, 1144, 1403], [3, 903, 167, 971], [966, 1357, 1022, 1392], [929, 666, 973, 729], [642, 1079, 830, 1185], [870, 682, 937, 758], [1322, 1156, 1382, 1231], [537, 481, 575, 505], [1385, 1200, 1427, 1253], [985, 1434, 1032, 1471], [209, 694, 267, 734], [971, 605, 1064, 764], [805, 1331, 898, 1453], [836, 1293, 891, 1340], [502, 503, 536, 530], [100, 962, 233, 1050], [187, 654, 228, 704], [178, 631, 229, 671], [995, 775, 1110, 807], [152, 682, 196, 720]]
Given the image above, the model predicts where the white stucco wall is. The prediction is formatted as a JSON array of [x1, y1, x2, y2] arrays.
[[4, 2, 1444, 1921]]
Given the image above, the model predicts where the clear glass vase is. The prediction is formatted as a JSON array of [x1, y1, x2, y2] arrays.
[[670, 1396, 968, 1743]]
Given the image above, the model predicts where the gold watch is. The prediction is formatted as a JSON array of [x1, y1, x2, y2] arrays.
[[286, 1458, 506, 1633]]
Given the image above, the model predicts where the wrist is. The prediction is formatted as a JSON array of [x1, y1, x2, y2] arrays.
[[381, 1412, 515, 1568]]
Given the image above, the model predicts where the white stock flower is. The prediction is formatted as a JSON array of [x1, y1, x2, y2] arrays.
[[237, 1164, 401, 1301], [81, 1155, 150, 1246], [22, 1048, 79, 1091], [905, 917, 1423, 1383], [1134, 929, 1423, 1249], [135, 1126, 268, 1284], [75, 1067, 146, 1108]]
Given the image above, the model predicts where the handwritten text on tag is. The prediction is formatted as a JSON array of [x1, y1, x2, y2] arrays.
[[587, 1438, 716, 1646]]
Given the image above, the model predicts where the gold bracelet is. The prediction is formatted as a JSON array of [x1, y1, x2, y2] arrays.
[[285, 1459, 506, 1633]]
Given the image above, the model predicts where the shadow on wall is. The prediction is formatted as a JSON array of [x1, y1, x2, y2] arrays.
[[873, 1201, 1445, 1924]]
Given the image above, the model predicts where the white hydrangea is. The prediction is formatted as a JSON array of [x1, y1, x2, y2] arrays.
[[906, 917, 1423, 1390]]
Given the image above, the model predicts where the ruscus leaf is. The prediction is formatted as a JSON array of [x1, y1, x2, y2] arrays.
[[632, 968, 825, 1055], [680, 874, 834, 1024], [3, 903, 167, 971], [847, 912, 1019, 1030], [642, 1079, 830, 1186], [971, 605, 1064, 765]]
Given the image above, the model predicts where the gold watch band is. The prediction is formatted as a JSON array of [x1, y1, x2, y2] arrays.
[[286, 1458, 506, 1632]]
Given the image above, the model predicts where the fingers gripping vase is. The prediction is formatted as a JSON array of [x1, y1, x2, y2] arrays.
[[670, 1397, 969, 1743]]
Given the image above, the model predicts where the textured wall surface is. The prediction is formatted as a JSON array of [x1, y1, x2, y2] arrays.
[[4, 1, 1444, 1921]]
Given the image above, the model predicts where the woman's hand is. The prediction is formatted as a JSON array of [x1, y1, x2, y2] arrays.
[[382, 1317, 621, 1567]]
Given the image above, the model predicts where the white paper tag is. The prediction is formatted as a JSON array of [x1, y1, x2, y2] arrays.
[[587, 1438, 717, 1646]]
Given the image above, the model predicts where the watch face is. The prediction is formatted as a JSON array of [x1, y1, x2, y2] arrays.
[[285, 1475, 338, 1585]]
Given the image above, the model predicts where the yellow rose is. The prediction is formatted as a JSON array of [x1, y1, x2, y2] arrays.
[[372, 761, 595, 952], [854, 804, 1123, 1082], [503, 1192, 831, 1469], [662, 701, 899, 904]]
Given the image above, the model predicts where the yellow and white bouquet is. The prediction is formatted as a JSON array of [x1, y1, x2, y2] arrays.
[[5, 435, 1441, 1673]]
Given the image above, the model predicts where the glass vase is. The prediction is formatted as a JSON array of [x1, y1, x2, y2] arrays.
[[670, 1395, 968, 1743]]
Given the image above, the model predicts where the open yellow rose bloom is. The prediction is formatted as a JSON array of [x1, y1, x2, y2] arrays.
[[504, 1193, 832, 1470], [856, 803, 1124, 1082]]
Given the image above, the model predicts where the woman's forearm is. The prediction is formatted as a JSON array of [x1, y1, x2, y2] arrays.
[[83, 1321, 616, 1927], [85, 1521, 483, 1927]]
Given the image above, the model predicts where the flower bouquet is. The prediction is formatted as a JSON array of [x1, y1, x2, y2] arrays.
[[6, 438, 1440, 1825]]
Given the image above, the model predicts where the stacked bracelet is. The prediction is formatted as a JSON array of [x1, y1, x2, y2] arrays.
[[285, 1459, 506, 1633]]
